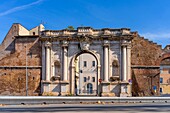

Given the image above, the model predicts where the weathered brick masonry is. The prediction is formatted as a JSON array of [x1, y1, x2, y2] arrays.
[[0, 36, 41, 96], [131, 32, 162, 96]]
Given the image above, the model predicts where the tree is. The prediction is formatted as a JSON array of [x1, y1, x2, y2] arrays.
[[66, 26, 74, 30]]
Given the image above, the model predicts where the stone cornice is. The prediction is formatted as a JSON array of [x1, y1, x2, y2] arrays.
[[40, 27, 134, 42]]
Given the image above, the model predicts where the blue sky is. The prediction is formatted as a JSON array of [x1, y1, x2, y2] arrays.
[[0, 0, 170, 48]]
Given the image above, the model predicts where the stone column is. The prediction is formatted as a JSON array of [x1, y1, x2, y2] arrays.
[[45, 42, 51, 81], [62, 41, 68, 81], [103, 40, 109, 82], [122, 45, 127, 81]]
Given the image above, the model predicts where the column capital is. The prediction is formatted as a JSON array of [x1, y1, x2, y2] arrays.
[[103, 40, 110, 47], [45, 41, 52, 48], [61, 40, 69, 47], [127, 45, 132, 49], [121, 40, 131, 47]]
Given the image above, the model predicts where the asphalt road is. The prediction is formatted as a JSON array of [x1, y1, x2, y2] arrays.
[[0, 103, 170, 113]]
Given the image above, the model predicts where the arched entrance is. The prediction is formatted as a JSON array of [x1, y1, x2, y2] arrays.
[[75, 52, 97, 95]]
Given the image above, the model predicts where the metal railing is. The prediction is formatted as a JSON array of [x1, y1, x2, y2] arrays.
[[0, 96, 170, 105]]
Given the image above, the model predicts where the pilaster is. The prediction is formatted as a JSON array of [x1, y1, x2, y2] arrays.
[[127, 45, 132, 96]]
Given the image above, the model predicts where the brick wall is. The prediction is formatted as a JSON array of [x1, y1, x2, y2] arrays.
[[0, 36, 41, 96], [131, 35, 162, 96]]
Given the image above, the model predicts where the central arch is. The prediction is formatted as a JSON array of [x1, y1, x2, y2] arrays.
[[70, 50, 101, 95]]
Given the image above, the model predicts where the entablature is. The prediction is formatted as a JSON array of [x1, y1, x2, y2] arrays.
[[40, 34, 134, 42], [40, 27, 134, 42]]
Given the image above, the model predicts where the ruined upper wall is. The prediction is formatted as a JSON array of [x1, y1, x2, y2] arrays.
[[131, 33, 162, 66], [0, 24, 19, 51], [0, 23, 44, 60]]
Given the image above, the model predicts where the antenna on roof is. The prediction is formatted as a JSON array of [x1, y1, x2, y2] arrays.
[[40, 20, 47, 25]]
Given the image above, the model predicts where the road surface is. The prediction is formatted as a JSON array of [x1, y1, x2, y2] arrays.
[[0, 103, 169, 113]]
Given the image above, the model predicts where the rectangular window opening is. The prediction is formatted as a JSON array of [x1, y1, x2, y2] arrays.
[[92, 77, 95, 82], [92, 61, 95, 67], [84, 61, 87, 67], [30, 52, 32, 58], [160, 78, 163, 83], [160, 88, 163, 93], [84, 77, 86, 82]]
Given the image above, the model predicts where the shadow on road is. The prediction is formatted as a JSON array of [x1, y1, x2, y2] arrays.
[[0, 104, 170, 112]]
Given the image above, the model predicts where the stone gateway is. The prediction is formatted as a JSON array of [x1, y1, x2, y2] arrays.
[[0, 23, 162, 96], [41, 27, 133, 96]]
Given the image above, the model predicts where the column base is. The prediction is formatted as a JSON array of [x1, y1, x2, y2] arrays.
[[41, 80, 51, 84], [60, 81, 69, 84], [120, 82, 130, 97], [120, 92, 129, 97], [101, 92, 116, 97], [41, 81, 61, 95], [42, 92, 60, 96], [101, 81, 110, 93], [60, 81, 69, 96]]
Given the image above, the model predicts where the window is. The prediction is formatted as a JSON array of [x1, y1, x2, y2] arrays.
[[30, 52, 32, 58], [84, 77, 86, 82], [80, 70, 83, 73], [92, 61, 95, 67], [160, 78, 163, 83], [84, 61, 87, 67], [92, 77, 95, 82], [160, 88, 163, 93]]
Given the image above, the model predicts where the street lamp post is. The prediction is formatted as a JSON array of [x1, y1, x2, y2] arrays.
[[25, 45, 28, 96]]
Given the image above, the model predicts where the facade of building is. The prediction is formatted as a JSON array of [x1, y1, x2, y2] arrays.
[[41, 27, 133, 96], [0, 23, 164, 96], [0, 23, 43, 96], [160, 45, 170, 95]]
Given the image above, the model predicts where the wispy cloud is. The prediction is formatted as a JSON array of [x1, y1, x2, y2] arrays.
[[0, 0, 43, 16], [140, 32, 170, 48], [141, 32, 170, 40]]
